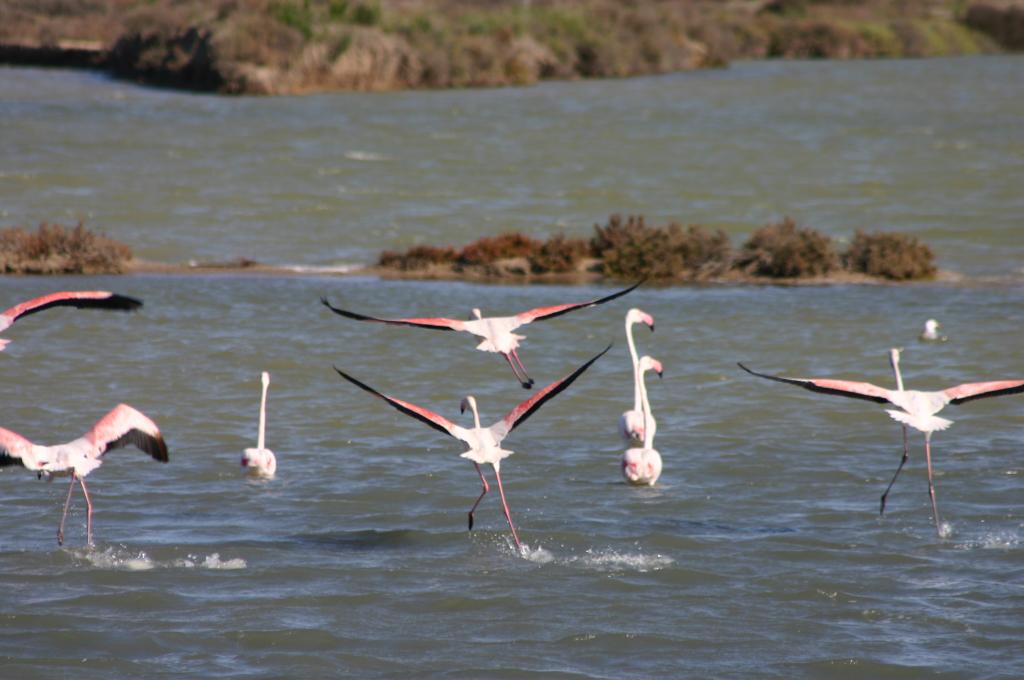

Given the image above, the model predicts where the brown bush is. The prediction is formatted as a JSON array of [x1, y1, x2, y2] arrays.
[[735, 217, 838, 278], [590, 214, 733, 280], [843, 230, 936, 280], [528, 233, 590, 273], [377, 244, 457, 270], [0, 221, 132, 274], [457, 232, 542, 266]]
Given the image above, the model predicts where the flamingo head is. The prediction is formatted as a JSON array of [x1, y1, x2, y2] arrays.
[[470, 308, 483, 320], [638, 355, 663, 378], [242, 448, 277, 477], [626, 308, 654, 331], [460, 395, 478, 415], [889, 347, 902, 367], [261, 371, 270, 388]]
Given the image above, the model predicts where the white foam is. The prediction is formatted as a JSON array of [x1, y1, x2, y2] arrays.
[[938, 522, 954, 539]]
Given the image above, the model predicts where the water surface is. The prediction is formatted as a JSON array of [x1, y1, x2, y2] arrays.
[[1, 58, 1023, 678]]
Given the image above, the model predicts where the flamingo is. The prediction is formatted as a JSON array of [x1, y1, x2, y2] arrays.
[[334, 344, 611, 549], [1, 290, 142, 351], [242, 371, 276, 477], [622, 356, 663, 486], [920, 319, 947, 342], [738, 360, 1024, 535], [322, 281, 639, 389], [880, 347, 909, 516], [619, 308, 655, 443], [0, 404, 168, 545]]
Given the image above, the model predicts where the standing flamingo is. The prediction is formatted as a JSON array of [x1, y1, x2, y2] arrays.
[[334, 344, 611, 549], [619, 308, 655, 443], [622, 356, 663, 486], [1, 290, 142, 351], [242, 371, 276, 477], [0, 404, 168, 545], [738, 361, 1024, 535], [322, 282, 638, 389]]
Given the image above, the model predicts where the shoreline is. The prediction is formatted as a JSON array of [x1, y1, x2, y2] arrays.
[[121, 257, 973, 287]]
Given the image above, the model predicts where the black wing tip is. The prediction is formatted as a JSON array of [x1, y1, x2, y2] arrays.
[[108, 293, 144, 310]]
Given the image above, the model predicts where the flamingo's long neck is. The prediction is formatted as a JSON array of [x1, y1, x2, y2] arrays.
[[638, 368, 654, 449], [626, 319, 642, 412], [467, 397, 482, 430], [890, 351, 904, 392], [257, 375, 269, 450]]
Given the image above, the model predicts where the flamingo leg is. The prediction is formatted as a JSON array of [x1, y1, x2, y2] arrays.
[[880, 425, 910, 515], [79, 477, 94, 546], [57, 473, 77, 546], [509, 348, 534, 389], [467, 463, 490, 531], [924, 433, 942, 536], [502, 352, 533, 389], [492, 465, 521, 550]]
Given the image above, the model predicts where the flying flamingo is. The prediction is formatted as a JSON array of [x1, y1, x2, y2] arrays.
[[880, 347, 909, 516], [242, 371, 276, 477], [622, 356, 663, 486], [0, 404, 168, 545], [1, 290, 142, 351], [619, 308, 655, 443], [738, 360, 1024, 535], [322, 282, 639, 389], [334, 344, 611, 550]]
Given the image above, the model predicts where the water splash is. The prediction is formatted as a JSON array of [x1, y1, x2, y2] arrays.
[[571, 548, 674, 573], [517, 542, 554, 564], [938, 522, 954, 539], [71, 546, 246, 571]]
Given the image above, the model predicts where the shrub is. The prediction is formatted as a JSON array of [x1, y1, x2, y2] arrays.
[[457, 232, 541, 266], [0, 222, 132, 274], [964, 3, 1024, 50], [667, 223, 733, 279], [591, 214, 732, 280], [377, 244, 457, 270], [735, 217, 838, 278], [843, 230, 936, 280], [528, 234, 590, 273]]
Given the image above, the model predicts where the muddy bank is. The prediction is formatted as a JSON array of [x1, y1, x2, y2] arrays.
[[0, 1, 1009, 96]]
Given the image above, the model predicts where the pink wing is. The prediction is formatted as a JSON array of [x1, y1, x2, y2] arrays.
[[321, 297, 465, 331], [493, 344, 612, 439], [333, 367, 463, 440], [1, 291, 142, 327], [945, 380, 1024, 405], [514, 281, 642, 325], [0, 427, 34, 468], [86, 404, 168, 462], [738, 363, 893, 404]]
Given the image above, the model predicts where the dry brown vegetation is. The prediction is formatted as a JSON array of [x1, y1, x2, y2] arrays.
[[0, 1, 1004, 95], [735, 217, 839, 278], [0, 222, 133, 274], [844, 230, 936, 280], [377, 214, 937, 282]]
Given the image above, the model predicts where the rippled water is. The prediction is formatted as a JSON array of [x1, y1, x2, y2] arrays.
[[2, 58, 1023, 678]]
